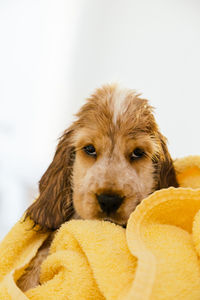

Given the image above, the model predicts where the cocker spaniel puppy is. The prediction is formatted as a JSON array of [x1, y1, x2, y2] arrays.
[[18, 84, 178, 291], [27, 84, 178, 229]]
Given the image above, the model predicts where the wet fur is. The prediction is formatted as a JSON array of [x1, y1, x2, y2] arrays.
[[18, 84, 178, 291]]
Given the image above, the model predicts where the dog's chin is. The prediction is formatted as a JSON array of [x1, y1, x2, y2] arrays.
[[103, 218, 127, 228]]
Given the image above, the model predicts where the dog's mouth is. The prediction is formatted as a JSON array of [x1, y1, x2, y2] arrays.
[[103, 218, 126, 228]]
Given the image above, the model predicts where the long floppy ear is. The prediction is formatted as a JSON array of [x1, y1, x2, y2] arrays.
[[26, 127, 75, 230], [154, 133, 179, 189]]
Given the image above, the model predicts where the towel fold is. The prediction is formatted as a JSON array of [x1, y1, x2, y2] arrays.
[[1, 155, 200, 300]]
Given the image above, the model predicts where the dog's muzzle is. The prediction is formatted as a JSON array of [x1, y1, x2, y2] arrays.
[[96, 193, 124, 214]]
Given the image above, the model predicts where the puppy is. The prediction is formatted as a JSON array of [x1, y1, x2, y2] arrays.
[[17, 84, 178, 291]]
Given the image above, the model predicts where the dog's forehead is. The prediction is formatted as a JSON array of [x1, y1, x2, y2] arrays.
[[75, 84, 156, 138], [110, 85, 139, 125]]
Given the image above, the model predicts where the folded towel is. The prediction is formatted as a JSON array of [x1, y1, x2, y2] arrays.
[[0, 155, 200, 300]]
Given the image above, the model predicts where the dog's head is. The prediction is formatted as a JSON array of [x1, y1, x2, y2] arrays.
[[26, 84, 178, 229]]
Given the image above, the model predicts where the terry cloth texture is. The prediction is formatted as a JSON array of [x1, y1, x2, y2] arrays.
[[0, 156, 200, 300]]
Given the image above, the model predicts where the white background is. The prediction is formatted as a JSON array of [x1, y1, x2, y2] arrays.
[[0, 0, 200, 239]]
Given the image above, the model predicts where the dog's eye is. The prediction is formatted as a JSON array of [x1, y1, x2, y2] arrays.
[[130, 148, 145, 161], [83, 145, 97, 157]]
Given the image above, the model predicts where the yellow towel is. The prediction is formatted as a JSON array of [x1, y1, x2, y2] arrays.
[[1, 155, 200, 300]]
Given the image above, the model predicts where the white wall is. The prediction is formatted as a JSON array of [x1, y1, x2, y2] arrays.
[[0, 0, 200, 239]]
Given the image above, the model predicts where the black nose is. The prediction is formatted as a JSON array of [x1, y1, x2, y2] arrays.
[[96, 193, 124, 214]]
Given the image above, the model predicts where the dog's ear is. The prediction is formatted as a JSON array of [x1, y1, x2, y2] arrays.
[[26, 127, 75, 230], [154, 133, 178, 189]]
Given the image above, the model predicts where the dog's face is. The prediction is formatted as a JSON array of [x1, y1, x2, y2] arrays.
[[26, 85, 178, 229]]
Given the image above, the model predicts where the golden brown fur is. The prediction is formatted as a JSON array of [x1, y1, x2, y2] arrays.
[[18, 84, 178, 291]]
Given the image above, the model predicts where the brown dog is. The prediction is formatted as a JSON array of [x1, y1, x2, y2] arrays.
[[17, 84, 178, 291]]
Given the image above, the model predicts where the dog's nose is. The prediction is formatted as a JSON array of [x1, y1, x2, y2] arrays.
[[96, 193, 124, 214]]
